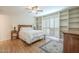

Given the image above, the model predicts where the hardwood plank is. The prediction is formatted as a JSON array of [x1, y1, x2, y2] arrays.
[[0, 39, 50, 53]]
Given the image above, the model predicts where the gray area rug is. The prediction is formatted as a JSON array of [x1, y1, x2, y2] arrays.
[[40, 40, 63, 53]]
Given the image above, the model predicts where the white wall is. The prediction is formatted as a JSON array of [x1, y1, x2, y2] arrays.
[[0, 7, 35, 41], [0, 14, 12, 40], [11, 13, 35, 30], [0, 13, 35, 41], [0, 11, 35, 41]]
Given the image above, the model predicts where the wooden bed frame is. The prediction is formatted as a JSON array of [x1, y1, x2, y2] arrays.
[[17, 25, 32, 39], [18, 25, 32, 32], [17, 25, 45, 45]]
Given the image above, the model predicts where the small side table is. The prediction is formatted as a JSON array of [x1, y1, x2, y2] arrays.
[[11, 30, 18, 40]]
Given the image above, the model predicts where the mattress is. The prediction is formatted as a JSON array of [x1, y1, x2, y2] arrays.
[[19, 29, 45, 44]]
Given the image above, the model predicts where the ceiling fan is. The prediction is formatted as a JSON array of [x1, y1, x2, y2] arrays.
[[25, 6, 43, 14]]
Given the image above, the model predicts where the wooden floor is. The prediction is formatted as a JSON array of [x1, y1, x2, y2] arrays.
[[0, 39, 50, 53]]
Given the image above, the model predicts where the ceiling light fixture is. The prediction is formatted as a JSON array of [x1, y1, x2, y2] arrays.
[[26, 6, 43, 14]]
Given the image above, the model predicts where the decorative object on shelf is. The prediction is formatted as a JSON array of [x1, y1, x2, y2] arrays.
[[25, 6, 43, 14]]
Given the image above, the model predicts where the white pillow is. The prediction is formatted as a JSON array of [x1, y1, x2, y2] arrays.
[[21, 27, 33, 31]]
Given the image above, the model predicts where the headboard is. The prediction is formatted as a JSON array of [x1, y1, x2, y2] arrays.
[[17, 25, 32, 38], [18, 25, 32, 32]]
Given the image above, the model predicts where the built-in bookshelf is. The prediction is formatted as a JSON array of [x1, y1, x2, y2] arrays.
[[35, 7, 79, 39], [59, 7, 79, 38], [60, 9, 69, 38], [69, 7, 79, 31]]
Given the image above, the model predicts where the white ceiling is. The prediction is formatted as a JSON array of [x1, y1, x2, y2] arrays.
[[34, 6, 69, 16], [0, 6, 70, 16]]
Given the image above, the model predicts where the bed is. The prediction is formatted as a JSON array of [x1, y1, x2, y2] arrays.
[[18, 25, 45, 44]]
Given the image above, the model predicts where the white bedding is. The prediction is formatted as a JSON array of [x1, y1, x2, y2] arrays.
[[19, 29, 45, 44]]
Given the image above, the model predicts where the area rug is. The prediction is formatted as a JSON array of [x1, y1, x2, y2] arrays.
[[40, 40, 63, 53]]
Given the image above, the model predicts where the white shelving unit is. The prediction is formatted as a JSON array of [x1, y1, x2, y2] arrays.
[[35, 7, 79, 39], [69, 7, 79, 31], [60, 9, 69, 38]]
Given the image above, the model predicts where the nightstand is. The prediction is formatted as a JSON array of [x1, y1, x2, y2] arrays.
[[11, 30, 18, 40]]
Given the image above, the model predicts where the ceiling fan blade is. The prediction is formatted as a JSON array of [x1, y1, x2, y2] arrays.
[[25, 8, 30, 10], [37, 10, 43, 12], [25, 6, 43, 14]]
